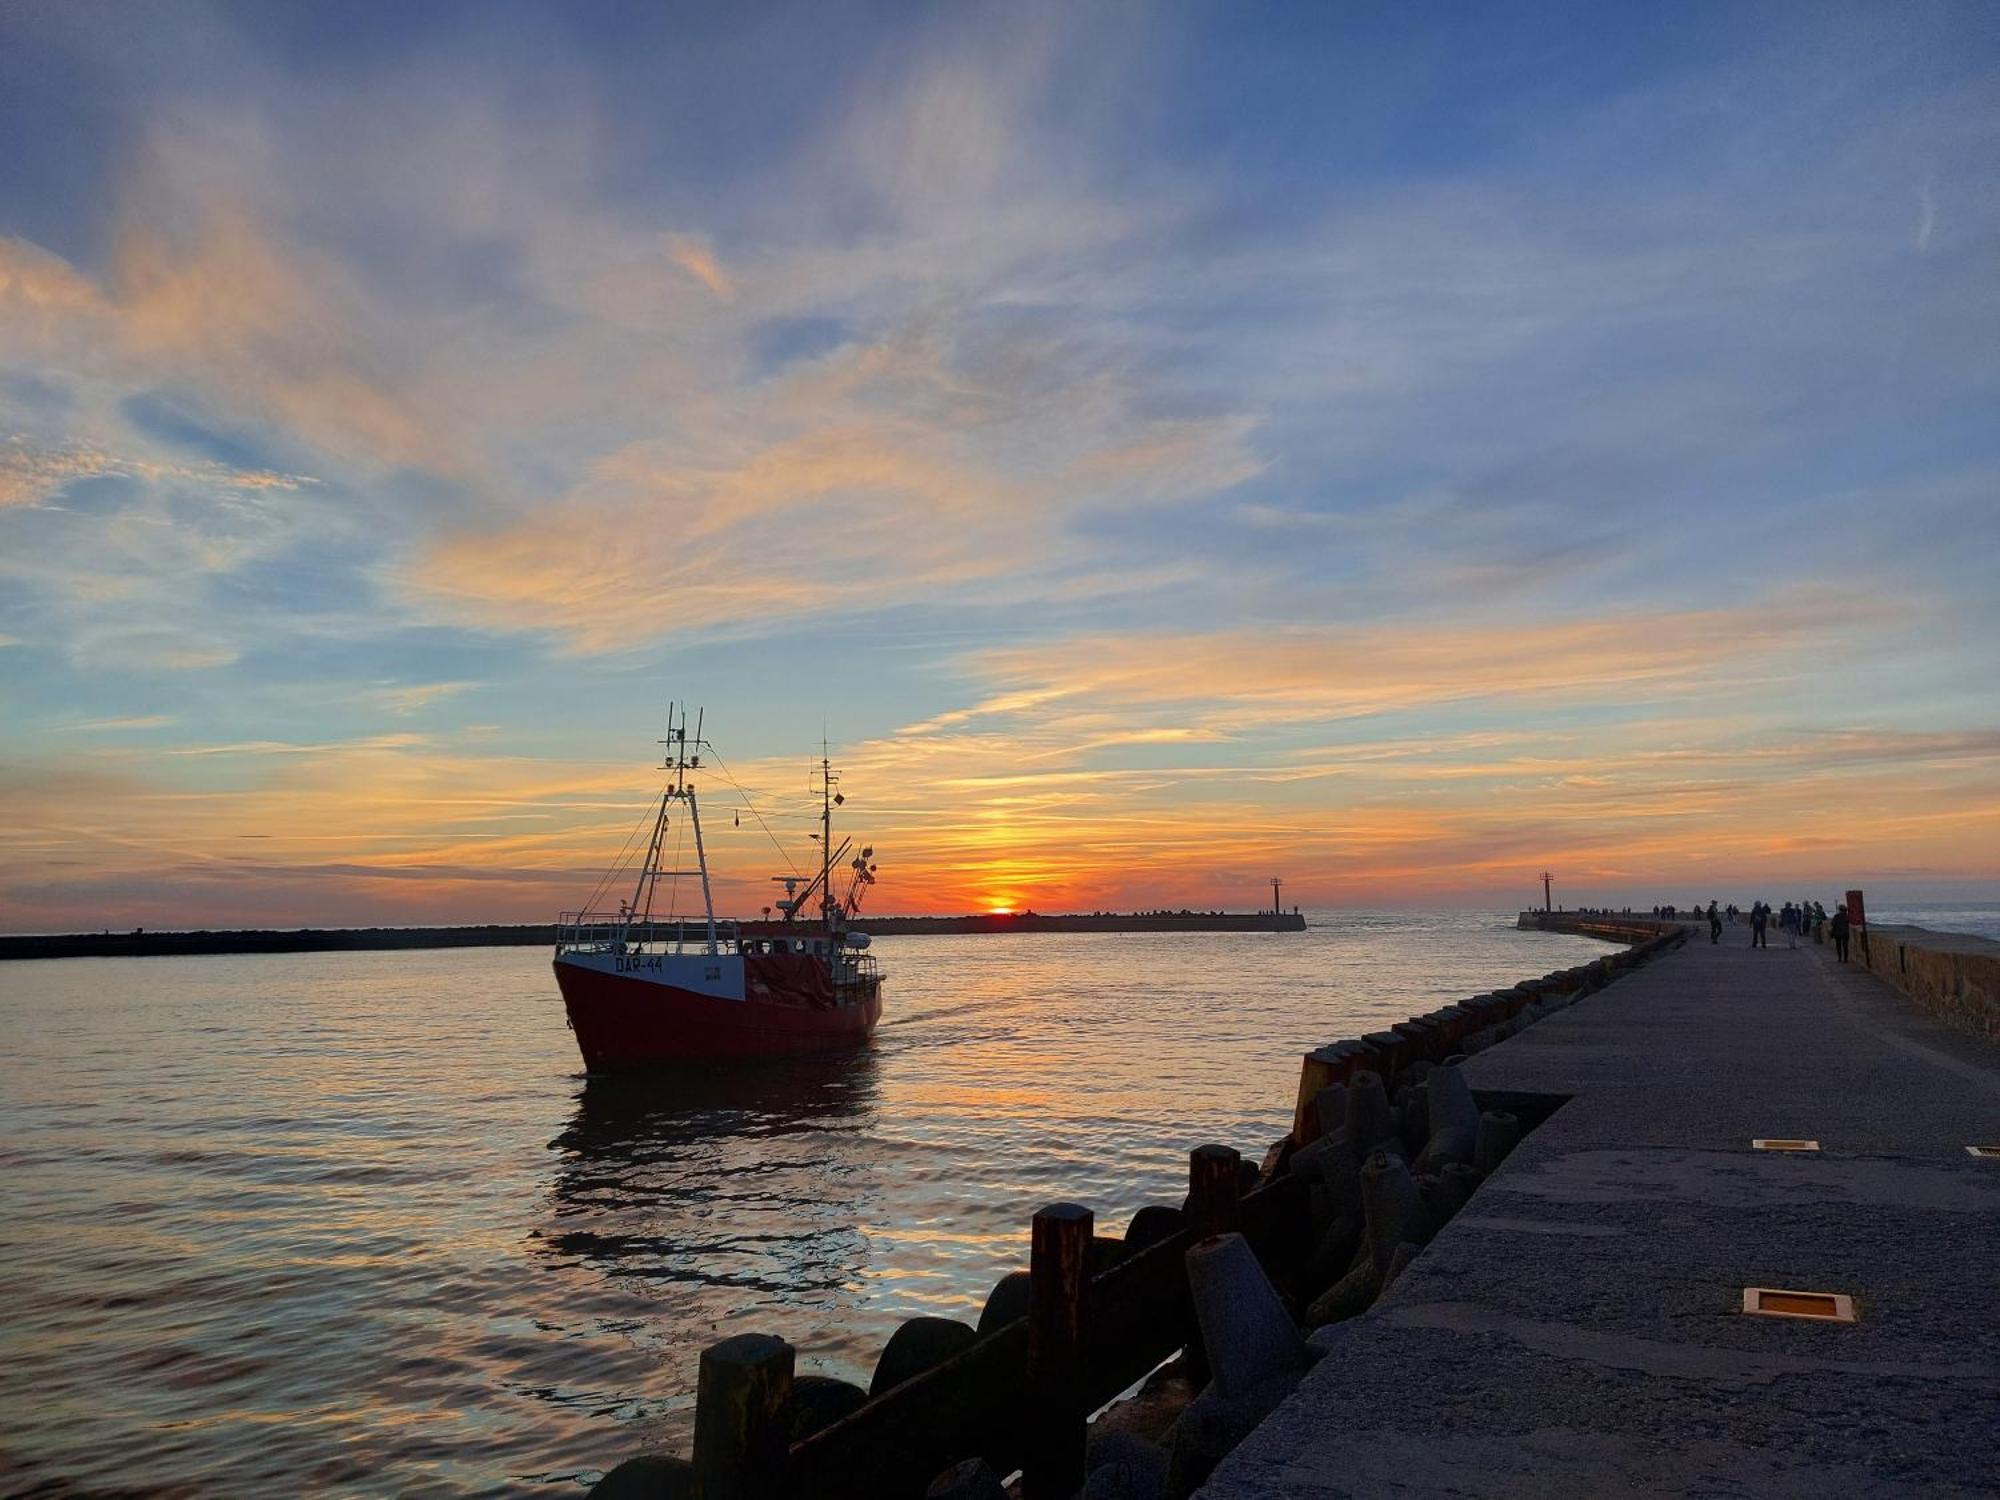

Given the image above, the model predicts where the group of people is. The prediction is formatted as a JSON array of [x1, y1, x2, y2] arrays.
[[1691, 898, 1852, 959], [1568, 898, 1859, 963]]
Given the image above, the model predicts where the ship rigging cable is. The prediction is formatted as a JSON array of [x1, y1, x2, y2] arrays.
[[580, 793, 665, 920], [705, 749, 802, 879]]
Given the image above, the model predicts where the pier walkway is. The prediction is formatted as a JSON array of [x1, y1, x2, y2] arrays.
[[1200, 932, 2000, 1497]]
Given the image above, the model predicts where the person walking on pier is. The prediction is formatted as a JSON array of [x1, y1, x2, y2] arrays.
[[1830, 904, 1851, 962], [1708, 901, 1722, 944], [1750, 901, 1769, 948]]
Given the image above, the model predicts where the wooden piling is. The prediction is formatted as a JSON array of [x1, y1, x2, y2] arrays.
[[1290, 1045, 1345, 1144], [691, 1333, 794, 1500], [1024, 1202, 1094, 1500], [1182, 1144, 1243, 1391], [1361, 1030, 1406, 1083], [1189, 1144, 1242, 1238]]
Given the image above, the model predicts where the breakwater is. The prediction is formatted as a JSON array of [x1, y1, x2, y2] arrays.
[[1514, 908, 1684, 943], [587, 923, 1685, 1498], [1524, 907, 2000, 1044], [0, 910, 1305, 962], [1203, 909, 2000, 1498]]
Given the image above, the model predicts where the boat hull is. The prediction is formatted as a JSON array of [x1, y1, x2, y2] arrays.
[[555, 956, 882, 1070]]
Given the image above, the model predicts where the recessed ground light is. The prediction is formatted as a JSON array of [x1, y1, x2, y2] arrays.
[[1741, 1287, 1856, 1322], [1752, 1138, 1821, 1152], [1967, 1146, 2000, 1159]]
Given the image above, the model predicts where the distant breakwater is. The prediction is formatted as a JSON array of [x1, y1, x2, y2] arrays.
[[1514, 909, 1688, 943], [0, 910, 1306, 962]]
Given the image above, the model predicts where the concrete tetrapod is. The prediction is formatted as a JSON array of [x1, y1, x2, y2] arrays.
[[1306, 1208, 1363, 1293], [976, 1271, 1031, 1335], [1423, 1161, 1482, 1224], [1362, 1150, 1433, 1277], [1414, 1056, 1481, 1174], [1305, 1150, 1433, 1329], [1400, 1082, 1430, 1156], [869, 1316, 979, 1396], [1284, 1125, 1346, 1186], [1084, 1457, 1167, 1500], [1083, 1432, 1170, 1500], [788, 1375, 868, 1441], [1301, 1127, 1365, 1287], [1345, 1070, 1399, 1152], [589, 1455, 693, 1499], [1379, 1239, 1422, 1294], [1305, 1255, 1379, 1328], [1167, 1369, 1310, 1500], [1311, 1083, 1350, 1142], [1124, 1204, 1188, 1254], [1312, 1128, 1362, 1205], [1175, 1234, 1319, 1500], [1184, 1232, 1309, 1399], [924, 1457, 1009, 1499]]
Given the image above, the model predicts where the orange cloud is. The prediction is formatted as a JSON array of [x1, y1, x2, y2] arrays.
[[963, 594, 1895, 727], [2, 202, 455, 476], [405, 422, 1025, 650], [3, 695, 1996, 931], [664, 234, 735, 301]]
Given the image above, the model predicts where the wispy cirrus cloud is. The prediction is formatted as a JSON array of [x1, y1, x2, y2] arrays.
[[70, 714, 176, 732], [0, 435, 313, 509], [0, 4, 1995, 926], [949, 591, 1903, 732], [358, 681, 474, 716]]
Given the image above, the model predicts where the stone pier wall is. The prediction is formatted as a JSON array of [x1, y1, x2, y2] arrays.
[[1851, 923, 2000, 1043]]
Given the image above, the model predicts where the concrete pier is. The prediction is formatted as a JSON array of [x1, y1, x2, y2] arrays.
[[1199, 933, 2000, 1496]]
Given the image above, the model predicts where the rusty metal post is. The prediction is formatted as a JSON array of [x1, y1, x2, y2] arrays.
[[1024, 1201, 1093, 1500], [691, 1332, 794, 1500]]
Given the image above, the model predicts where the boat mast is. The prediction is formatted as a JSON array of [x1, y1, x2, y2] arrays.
[[627, 788, 671, 936], [684, 707, 719, 956], [819, 732, 843, 934], [628, 703, 720, 954]]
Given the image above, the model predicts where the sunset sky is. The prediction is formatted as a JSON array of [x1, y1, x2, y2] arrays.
[[2, 1, 1996, 930]]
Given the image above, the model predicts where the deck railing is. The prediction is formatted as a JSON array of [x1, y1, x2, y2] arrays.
[[555, 912, 741, 954]]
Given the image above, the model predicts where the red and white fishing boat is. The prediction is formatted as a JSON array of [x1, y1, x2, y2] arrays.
[[554, 707, 884, 1071]]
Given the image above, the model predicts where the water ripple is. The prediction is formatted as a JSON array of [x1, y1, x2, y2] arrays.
[[0, 912, 1606, 1495]]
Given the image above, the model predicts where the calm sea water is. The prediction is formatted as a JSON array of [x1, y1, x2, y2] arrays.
[[0, 913, 1635, 1495], [1869, 902, 2000, 942]]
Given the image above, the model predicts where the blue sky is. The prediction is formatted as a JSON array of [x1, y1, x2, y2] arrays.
[[1, 2, 1996, 927]]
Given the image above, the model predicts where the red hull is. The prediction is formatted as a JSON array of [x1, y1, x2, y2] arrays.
[[555, 959, 882, 1070]]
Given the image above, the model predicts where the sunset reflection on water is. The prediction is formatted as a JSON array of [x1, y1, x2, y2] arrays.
[[0, 913, 1607, 1495]]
